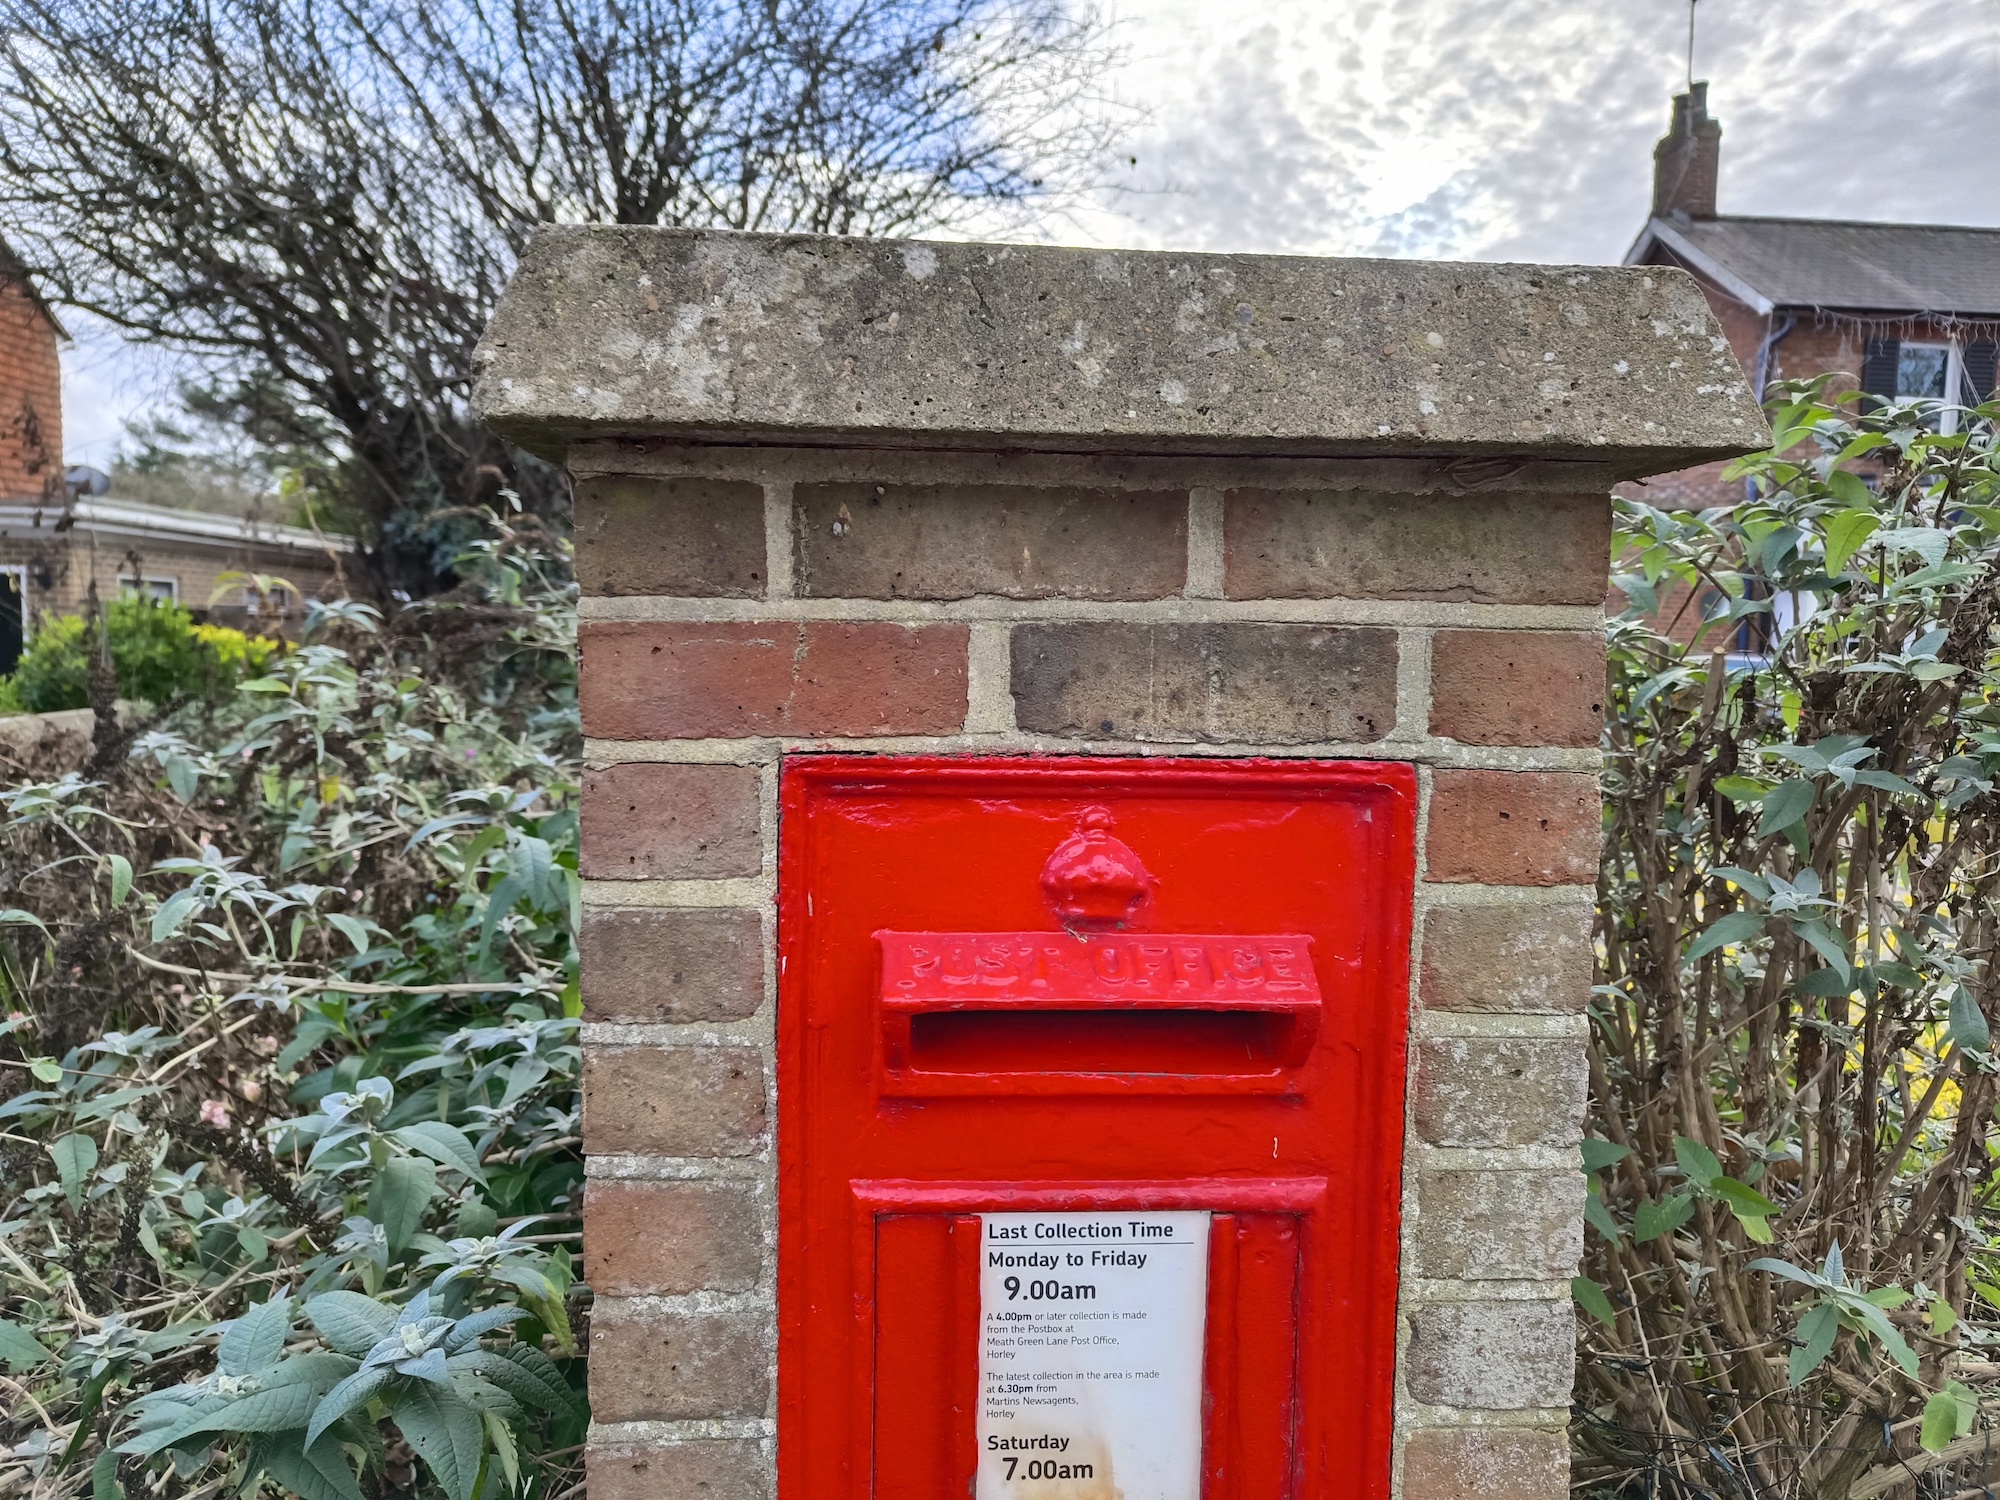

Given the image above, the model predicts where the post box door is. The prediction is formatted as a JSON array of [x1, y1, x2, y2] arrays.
[[779, 757, 1414, 1500]]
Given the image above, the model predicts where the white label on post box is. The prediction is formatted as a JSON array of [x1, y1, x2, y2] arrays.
[[976, 1211, 1210, 1500]]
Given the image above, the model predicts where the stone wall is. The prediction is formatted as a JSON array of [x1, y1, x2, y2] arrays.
[[476, 225, 1764, 1500]]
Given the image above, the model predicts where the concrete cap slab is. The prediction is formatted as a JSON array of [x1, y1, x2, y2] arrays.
[[474, 226, 1768, 478]]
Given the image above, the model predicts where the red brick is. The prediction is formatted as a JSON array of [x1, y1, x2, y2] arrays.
[[0, 277, 61, 501], [588, 1306, 770, 1420], [580, 621, 968, 739], [581, 907, 763, 1021], [583, 1046, 768, 1157], [1429, 631, 1605, 747], [580, 763, 761, 880], [1426, 771, 1600, 885], [584, 1180, 761, 1294], [590, 1443, 769, 1500], [1403, 1428, 1568, 1499]]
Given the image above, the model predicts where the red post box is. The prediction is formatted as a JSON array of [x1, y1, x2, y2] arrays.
[[779, 755, 1416, 1500]]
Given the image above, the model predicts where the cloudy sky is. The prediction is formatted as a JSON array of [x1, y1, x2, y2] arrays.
[[62, 0, 2000, 467]]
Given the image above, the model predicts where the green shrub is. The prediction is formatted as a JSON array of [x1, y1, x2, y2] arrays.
[[9, 596, 277, 712], [192, 619, 280, 679], [0, 511, 582, 1500], [1581, 380, 2000, 1497]]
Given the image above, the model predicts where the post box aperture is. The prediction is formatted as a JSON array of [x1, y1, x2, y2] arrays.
[[778, 756, 1416, 1500]]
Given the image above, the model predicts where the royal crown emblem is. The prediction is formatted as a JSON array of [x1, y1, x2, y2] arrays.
[[1038, 808, 1155, 928]]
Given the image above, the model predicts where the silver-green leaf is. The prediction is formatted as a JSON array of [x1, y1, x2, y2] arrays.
[[48, 1133, 97, 1210], [390, 1122, 487, 1185], [1758, 779, 1816, 835], [218, 1291, 291, 1378], [304, 1292, 399, 1358], [389, 1382, 484, 1500]]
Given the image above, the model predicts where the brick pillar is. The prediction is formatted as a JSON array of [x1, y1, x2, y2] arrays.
[[477, 229, 1762, 1500]]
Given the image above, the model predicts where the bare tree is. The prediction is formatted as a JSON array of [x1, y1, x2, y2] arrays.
[[0, 0, 1106, 590]]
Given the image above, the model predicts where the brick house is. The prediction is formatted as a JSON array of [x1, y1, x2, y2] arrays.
[[0, 249, 350, 672], [0, 240, 63, 513], [1623, 83, 2000, 514]]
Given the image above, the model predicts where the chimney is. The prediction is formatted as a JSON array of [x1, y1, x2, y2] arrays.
[[1652, 81, 1721, 221]]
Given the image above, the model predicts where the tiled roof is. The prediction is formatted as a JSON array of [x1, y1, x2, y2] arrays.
[[0, 235, 66, 338], [1627, 215, 2000, 317]]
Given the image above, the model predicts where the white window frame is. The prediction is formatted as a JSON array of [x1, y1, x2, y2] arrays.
[[1896, 341, 1965, 434], [119, 575, 180, 604], [0, 564, 25, 646]]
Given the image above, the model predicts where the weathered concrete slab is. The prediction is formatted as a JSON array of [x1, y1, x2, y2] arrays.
[[474, 226, 1766, 475]]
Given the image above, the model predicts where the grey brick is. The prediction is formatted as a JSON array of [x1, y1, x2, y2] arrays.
[[1224, 489, 1611, 605], [1405, 1300, 1575, 1409], [1403, 1427, 1568, 1499], [574, 475, 765, 597], [1413, 1039, 1588, 1148], [1417, 1171, 1584, 1280], [1010, 622, 1397, 743], [794, 482, 1186, 600], [1420, 897, 1594, 1014]]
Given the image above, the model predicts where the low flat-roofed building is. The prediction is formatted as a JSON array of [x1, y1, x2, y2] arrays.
[[0, 246, 355, 673], [0, 494, 353, 670]]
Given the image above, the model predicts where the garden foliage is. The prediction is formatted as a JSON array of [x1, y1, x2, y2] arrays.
[[1581, 381, 1999, 1498], [0, 512, 583, 1500], [7, 596, 277, 714]]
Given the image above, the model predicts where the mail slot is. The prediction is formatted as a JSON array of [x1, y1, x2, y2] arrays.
[[779, 757, 1416, 1500], [877, 927, 1323, 1089]]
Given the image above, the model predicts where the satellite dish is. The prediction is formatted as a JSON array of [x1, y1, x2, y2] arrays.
[[65, 465, 110, 498]]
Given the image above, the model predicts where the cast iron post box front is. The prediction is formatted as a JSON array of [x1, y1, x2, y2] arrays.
[[780, 756, 1415, 1499]]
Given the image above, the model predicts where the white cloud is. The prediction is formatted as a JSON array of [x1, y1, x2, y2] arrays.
[[1060, 0, 2000, 262], [58, 0, 2000, 452], [59, 310, 184, 471]]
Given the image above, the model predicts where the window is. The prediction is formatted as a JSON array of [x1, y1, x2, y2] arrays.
[[120, 576, 179, 604], [1891, 341, 1958, 431], [0, 567, 23, 675], [1863, 337, 1999, 433], [1898, 342, 1952, 402]]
